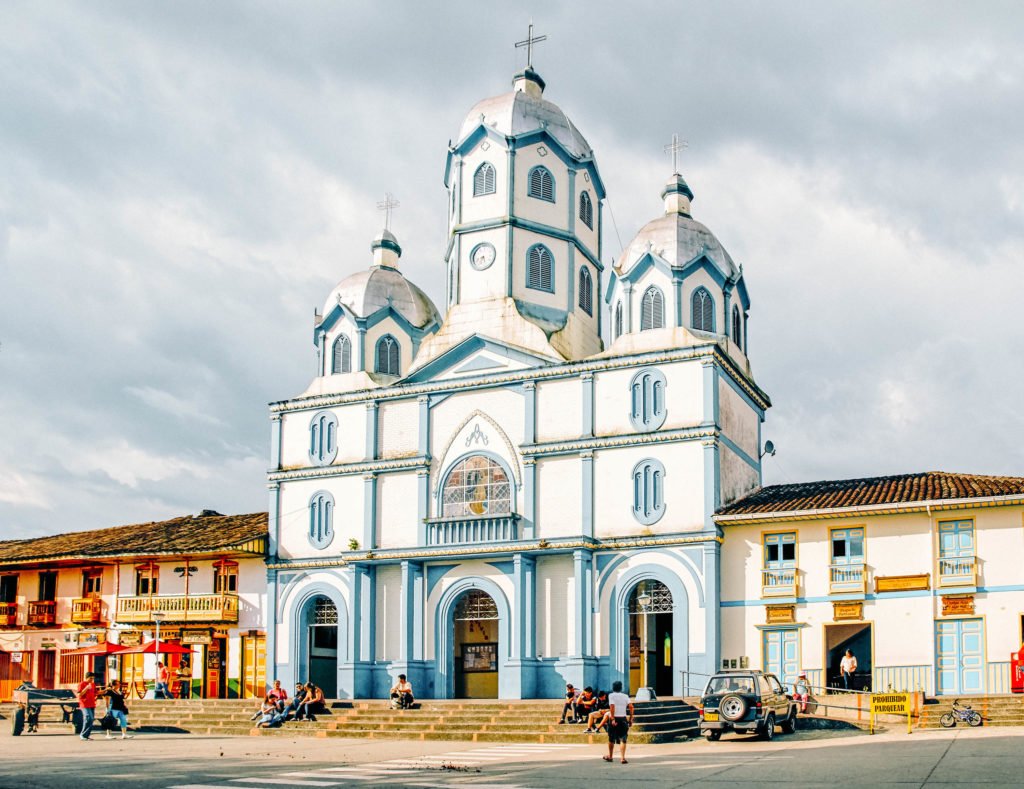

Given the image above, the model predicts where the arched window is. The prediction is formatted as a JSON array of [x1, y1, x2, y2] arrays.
[[578, 191, 593, 229], [632, 458, 666, 525], [640, 286, 665, 331], [732, 305, 743, 350], [309, 411, 338, 466], [527, 166, 555, 202], [629, 368, 667, 432], [614, 301, 623, 339], [331, 335, 351, 374], [375, 334, 400, 376], [308, 491, 335, 549], [473, 162, 496, 196], [526, 245, 554, 292], [441, 455, 512, 518], [691, 287, 715, 333], [578, 266, 593, 315]]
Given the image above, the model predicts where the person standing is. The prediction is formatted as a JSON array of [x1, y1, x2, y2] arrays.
[[76, 672, 98, 741], [155, 662, 170, 699], [100, 680, 134, 740], [840, 650, 858, 690], [175, 657, 192, 699], [603, 681, 633, 765]]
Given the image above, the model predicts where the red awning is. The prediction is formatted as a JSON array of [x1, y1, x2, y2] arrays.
[[61, 642, 126, 656], [114, 639, 192, 655]]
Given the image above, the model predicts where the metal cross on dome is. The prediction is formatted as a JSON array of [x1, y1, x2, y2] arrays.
[[377, 192, 400, 230], [515, 21, 547, 69], [664, 133, 689, 175]]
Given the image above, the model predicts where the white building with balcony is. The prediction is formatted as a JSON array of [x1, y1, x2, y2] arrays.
[[267, 64, 769, 699]]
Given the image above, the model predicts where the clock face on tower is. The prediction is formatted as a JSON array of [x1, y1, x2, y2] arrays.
[[470, 242, 497, 271]]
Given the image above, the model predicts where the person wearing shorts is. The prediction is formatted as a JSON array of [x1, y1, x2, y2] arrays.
[[101, 680, 133, 739], [604, 681, 633, 764]]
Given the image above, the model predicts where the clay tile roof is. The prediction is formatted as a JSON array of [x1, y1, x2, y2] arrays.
[[716, 471, 1024, 519], [0, 511, 268, 564]]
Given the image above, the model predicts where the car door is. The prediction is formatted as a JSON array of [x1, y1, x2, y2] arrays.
[[767, 674, 787, 717]]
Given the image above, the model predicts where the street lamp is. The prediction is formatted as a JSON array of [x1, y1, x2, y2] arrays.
[[636, 591, 652, 690], [152, 611, 166, 698]]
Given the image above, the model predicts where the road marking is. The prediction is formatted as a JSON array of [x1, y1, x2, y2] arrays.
[[229, 779, 340, 787]]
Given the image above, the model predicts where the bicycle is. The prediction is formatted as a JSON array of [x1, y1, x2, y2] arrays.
[[939, 698, 982, 728]]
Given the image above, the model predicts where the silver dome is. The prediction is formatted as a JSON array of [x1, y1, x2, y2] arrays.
[[324, 266, 441, 329], [617, 212, 738, 279]]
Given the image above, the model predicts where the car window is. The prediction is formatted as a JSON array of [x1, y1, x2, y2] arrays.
[[705, 675, 755, 695], [758, 675, 773, 696], [768, 676, 784, 694]]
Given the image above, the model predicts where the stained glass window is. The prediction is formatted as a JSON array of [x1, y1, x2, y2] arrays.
[[442, 455, 511, 518]]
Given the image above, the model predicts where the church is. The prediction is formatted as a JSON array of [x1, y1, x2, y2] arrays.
[[265, 49, 769, 700]]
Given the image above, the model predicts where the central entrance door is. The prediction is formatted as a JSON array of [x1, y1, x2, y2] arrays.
[[936, 618, 984, 695], [763, 629, 800, 688], [628, 581, 674, 697], [453, 590, 499, 699], [307, 596, 338, 697]]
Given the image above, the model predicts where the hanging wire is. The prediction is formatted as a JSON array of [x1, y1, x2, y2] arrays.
[[603, 197, 625, 258]]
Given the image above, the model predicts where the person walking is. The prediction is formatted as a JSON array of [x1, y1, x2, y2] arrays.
[[76, 672, 98, 741], [603, 681, 633, 765], [840, 650, 858, 690], [100, 680, 134, 740], [155, 662, 171, 699]]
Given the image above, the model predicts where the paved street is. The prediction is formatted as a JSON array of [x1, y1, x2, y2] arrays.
[[0, 726, 1020, 788]]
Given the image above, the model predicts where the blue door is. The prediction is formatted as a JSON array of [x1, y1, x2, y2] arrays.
[[764, 629, 800, 688], [935, 619, 984, 695]]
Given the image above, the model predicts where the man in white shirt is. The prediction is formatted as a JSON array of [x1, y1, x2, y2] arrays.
[[603, 681, 634, 764], [840, 650, 858, 690]]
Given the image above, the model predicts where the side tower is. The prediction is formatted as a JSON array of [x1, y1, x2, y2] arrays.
[[414, 66, 607, 367]]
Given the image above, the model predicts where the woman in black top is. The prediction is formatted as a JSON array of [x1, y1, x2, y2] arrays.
[[101, 680, 133, 739]]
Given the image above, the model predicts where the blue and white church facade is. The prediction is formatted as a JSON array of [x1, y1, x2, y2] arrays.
[[266, 66, 770, 699]]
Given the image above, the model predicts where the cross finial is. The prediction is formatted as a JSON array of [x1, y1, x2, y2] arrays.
[[515, 21, 547, 69], [663, 133, 689, 175], [376, 192, 400, 231]]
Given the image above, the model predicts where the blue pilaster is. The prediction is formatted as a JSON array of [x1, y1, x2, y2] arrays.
[[522, 381, 537, 539], [673, 271, 684, 327], [580, 373, 594, 437], [558, 549, 597, 688], [267, 482, 281, 560], [723, 286, 733, 341], [417, 470, 430, 544], [266, 566, 278, 687], [506, 146, 516, 297], [703, 540, 722, 679], [365, 401, 378, 460], [363, 474, 377, 550], [701, 358, 720, 427], [623, 282, 634, 333], [581, 452, 594, 539], [356, 324, 366, 371], [340, 563, 375, 698], [507, 554, 539, 698], [391, 560, 429, 696]]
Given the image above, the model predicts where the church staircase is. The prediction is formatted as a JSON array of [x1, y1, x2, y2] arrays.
[[32, 698, 698, 742]]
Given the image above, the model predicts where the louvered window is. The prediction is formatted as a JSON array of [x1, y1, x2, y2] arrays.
[[526, 245, 554, 292], [308, 491, 335, 549], [579, 191, 593, 228], [309, 410, 339, 466], [578, 267, 593, 315], [331, 335, 351, 374], [732, 305, 743, 350], [640, 286, 665, 331], [691, 288, 715, 333], [632, 458, 666, 525], [473, 162, 496, 196], [629, 368, 667, 432], [614, 301, 623, 339], [375, 334, 400, 376], [527, 166, 555, 202]]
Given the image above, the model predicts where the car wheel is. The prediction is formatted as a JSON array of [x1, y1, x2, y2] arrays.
[[719, 694, 749, 722], [705, 729, 722, 741], [780, 709, 796, 734], [11, 708, 25, 737], [760, 713, 775, 741]]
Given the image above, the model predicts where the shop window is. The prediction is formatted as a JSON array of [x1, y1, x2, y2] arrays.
[[135, 564, 159, 596], [214, 561, 238, 594], [82, 570, 102, 598]]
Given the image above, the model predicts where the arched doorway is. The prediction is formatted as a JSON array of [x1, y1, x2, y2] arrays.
[[305, 595, 338, 697], [452, 590, 499, 698], [628, 580, 674, 697]]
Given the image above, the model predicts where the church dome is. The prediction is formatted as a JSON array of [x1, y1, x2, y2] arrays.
[[615, 175, 738, 278], [456, 68, 592, 159]]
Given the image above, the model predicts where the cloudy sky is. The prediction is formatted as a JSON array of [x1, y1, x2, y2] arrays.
[[2, 1, 1022, 539]]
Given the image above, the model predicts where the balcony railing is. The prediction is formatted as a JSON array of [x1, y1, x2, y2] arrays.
[[27, 600, 56, 626], [830, 564, 867, 594], [71, 597, 104, 625], [761, 567, 799, 598], [425, 515, 519, 546], [0, 602, 17, 628], [116, 593, 239, 624], [938, 556, 977, 587]]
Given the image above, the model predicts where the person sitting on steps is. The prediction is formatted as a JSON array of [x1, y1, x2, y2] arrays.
[[300, 682, 325, 722], [584, 690, 610, 733], [575, 687, 598, 724], [558, 683, 580, 724], [282, 682, 307, 721], [390, 674, 415, 709]]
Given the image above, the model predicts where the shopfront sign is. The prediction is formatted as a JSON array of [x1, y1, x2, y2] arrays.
[[78, 632, 105, 647], [182, 629, 212, 646], [875, 574, 930, 593], [10, 652, 23, 663], [765, 605, 796, 625], [941, 594, 975, 616], [40, 640, 57, 650], [833, 601, 863, 621], [118, 631, 142, 647]]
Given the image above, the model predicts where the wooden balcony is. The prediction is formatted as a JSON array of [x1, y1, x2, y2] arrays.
[[116, 593, 239, 624], [938, 556, 977, 588], [71, 597, 104, 625], [830, 564, 867, 595], [761, 567, 799, 598], [0, 602, 17, 628], [425, 515, 519, 546], [27, 600, 56, 626]]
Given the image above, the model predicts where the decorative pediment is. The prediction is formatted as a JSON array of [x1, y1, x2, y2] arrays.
[[405, 336, 551, 384]]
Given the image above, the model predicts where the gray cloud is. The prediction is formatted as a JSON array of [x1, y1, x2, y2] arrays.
[[1, 1, 1022, 537]]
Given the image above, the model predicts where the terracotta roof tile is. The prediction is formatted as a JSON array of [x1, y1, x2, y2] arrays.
[[0, 511, 268, 564], [717, 471, 1024, 518]]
